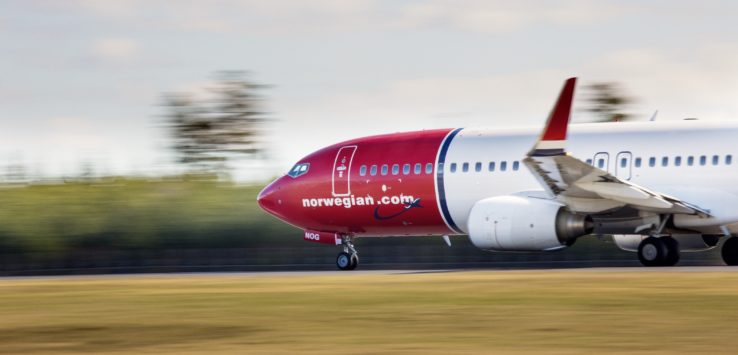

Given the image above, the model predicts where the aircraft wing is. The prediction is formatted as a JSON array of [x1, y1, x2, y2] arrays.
[[523, 78, 710, 217]]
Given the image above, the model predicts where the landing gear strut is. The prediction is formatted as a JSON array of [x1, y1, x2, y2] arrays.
[[336, 236, 359, 271], [638, 236, 679, 267]]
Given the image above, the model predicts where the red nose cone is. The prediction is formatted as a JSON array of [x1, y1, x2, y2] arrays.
[[257, 178, 283, 217]]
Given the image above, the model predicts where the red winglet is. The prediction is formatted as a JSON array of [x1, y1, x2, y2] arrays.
[[529, 77, 577, 156], [541, 77, 576, 141]]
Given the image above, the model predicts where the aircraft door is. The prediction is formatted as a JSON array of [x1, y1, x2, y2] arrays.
[[332, 145, 357, 196], [593, 152, 610, 172], [615, 151, 633, 180]]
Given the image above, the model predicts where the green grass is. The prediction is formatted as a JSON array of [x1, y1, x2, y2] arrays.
[[0, 177, 297, 254], [0, 270, 736, 354]]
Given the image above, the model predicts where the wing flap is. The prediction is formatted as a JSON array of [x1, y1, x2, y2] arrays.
[[576, 182, 651, 201]]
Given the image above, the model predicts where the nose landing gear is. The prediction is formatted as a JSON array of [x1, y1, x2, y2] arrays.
[[336, 236, 359, 270]]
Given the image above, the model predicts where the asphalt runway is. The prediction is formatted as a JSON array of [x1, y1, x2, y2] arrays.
[[4, 265, 738, 281], [0, 255, 727, 277]]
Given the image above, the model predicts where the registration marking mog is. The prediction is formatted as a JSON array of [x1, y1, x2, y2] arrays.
[[302, 194, 415, 208]]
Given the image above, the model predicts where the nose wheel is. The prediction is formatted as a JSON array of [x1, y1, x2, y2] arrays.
[[336, 236, 359, 270], [336, 252, 358, 270]]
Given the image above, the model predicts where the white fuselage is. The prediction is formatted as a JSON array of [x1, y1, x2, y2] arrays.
[[442, 120, 738, 234]]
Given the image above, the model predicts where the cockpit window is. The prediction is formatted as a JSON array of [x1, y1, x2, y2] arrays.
[[288, 163, 310, 178]]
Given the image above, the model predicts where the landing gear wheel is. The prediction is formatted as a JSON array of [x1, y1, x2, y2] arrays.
[[721, 237, 738, 265], [638, 237, 668, 267], [336, 235, 359, 271], [336, 252, 353, 270], [661, 237, 680, 267]]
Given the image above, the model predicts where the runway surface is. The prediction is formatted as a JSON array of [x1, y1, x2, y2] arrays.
[[4, 265, 738, 281]]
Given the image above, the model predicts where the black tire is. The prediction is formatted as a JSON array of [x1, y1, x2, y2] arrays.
[[721, 237, 738, 266], [348, 254, 359, 270], [336, 252, 353, 270], [638, 237, 668, 267], [661, 237, 680, 267]]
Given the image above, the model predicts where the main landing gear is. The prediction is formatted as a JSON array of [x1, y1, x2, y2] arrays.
[[637, 233, 738, 266], [636, 214, 679, 267], [336, 236, 359, 271], [638, 236, 680, 267]]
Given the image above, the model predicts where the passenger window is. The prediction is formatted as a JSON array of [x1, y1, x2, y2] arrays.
[[370, 165, 377, 176], [450, 163, 457, 173], [381, 164, 388, 175], [392, 164, 399, 175], [620, 158, 627, 168], [675, 156, 682, 167], [475, 162, 482, 172], [488, 162, 495, 172], [403, 164, 410, 175], [687, 156, 694, 166], [359, 165, 367, 176], [700, 156, 707, 166], [662, 157, 668, 167], [512, 161, 520, 171], [462, 162, 469, 172], [425, 163, 433, 174], [414, 163, 421, 174], [713, 155, 719, 165], [597, 159, 605, 169], [500, 161, 507, 171], [586, 159, 592, 165], [634, 157, 642, 168], [649, 157, 656, 167], [727, 155, 733, 165]]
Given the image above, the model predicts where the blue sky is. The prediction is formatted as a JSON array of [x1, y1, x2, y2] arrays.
[[2, 1, 738, 180]]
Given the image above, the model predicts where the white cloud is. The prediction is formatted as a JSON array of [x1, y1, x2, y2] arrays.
[[66, 0, 630, 35], [165, 0, 385, 34], [402, 0, 630, 33], [66, 0, 381, 34], [93, 38, 139, 62], [68, 0, 137, 17], [580, 44, 738, 121]]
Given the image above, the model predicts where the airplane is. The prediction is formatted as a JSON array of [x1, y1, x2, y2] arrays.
[[258, 77, 738, 270]]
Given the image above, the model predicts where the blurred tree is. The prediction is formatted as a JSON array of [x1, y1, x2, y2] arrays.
[[583, 82, 634, 122], [4, 163, 27, 183], [163, 71, 269, 174]]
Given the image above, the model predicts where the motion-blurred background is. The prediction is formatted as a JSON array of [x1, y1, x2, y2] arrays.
[[1, 1, 736, 274]]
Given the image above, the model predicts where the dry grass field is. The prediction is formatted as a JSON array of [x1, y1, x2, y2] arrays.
[[0, 269, 737, 354]]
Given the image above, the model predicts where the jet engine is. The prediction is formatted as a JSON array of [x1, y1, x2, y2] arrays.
[[467, 195, 593, 251]]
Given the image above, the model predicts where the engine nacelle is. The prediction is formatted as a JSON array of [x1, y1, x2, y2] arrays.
[[467, 195, 592, 251], [613, 234, 720, 252]]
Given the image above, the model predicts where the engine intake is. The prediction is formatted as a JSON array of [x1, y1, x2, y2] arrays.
[[467, 195, 593, 251]]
